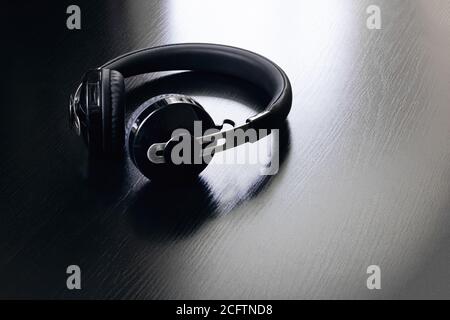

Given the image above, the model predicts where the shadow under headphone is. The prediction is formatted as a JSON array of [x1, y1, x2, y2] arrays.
[[69, 43, 292, 181]]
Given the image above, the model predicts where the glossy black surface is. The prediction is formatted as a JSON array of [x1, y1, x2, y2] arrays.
[[2, 1, 450, 299]]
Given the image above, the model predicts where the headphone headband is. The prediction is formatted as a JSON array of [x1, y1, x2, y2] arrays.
[[100, 43, 292, 129]]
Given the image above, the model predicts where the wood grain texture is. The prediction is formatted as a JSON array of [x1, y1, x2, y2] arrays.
[[1, 0, 449, 299]]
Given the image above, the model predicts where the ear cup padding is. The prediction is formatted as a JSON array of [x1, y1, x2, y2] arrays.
[[108, 70, 125, 155]]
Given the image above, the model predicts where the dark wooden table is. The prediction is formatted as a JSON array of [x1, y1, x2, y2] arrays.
[[2, 0, 449, 299]]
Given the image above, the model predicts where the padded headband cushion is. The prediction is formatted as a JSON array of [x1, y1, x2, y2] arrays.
[[101, 43, 292, 129]]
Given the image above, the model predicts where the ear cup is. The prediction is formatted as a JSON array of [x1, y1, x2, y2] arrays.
[[108, 70, 125, 155], [126, 94, 183, 148], [127, 94, 216, 181]]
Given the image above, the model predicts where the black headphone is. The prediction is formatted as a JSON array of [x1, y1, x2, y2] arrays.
[[69, 43, 292, 181]]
